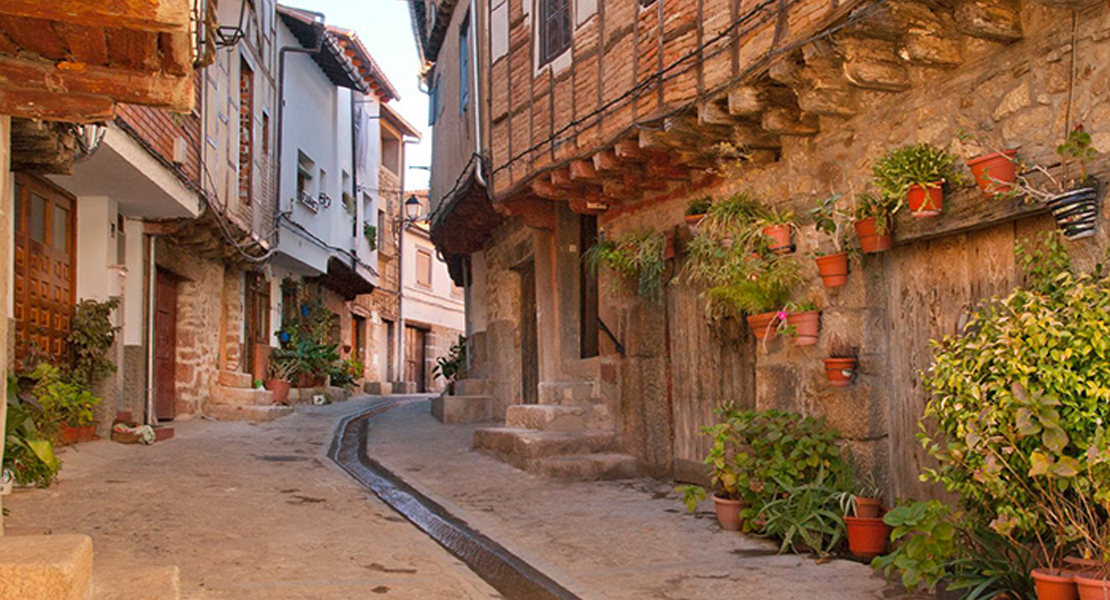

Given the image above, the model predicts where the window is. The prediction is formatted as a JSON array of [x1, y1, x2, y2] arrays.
[[381, 133, 400, 174], [261, 111, 270, 155], [416, 249, 433, 287], [239, 58, 254, 206], [579, 214, 599, 358], [296, 151, 315, 209], [459, 12, 470, 112], [540, 0, 572, 65], [428, 76, 439, 126]]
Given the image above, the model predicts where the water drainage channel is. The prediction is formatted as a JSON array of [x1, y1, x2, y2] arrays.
[[328, 399, 584, 600]]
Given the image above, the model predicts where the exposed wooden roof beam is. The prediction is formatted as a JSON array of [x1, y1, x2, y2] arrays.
[[0, 54, 193, 112], [0, 0, 190, 33]]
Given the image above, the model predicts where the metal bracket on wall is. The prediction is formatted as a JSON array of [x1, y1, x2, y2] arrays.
[[598, 318, 625, 357]]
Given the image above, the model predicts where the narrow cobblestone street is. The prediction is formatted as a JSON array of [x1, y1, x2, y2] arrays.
[[4, 397, 499, 600]]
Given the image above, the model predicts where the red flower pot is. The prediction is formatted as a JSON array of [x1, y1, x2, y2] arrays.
[[746, 311, 780, 341], [854, 496, 882, 519], [1076, 572, 1110, 600], [684, 213, 706, 234], [824, 357, 857, 387], [264, 379, 292, 405], [845, 516, 892, 558], [815, 253, 849, 288], [1033, 569, 1079, 600], [907, 182, 944, 217], [786, 311, 819, 346], [57, 423, 98, 446], [712, 495, 746, 531], [968, 150, 1018, 197], [762, 224, 793, 254], [854, 217, 892, 254]]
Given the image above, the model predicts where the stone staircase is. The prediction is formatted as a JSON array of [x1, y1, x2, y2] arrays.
[[431, 379, 492, 424], [207, 370, 292, 422], [472, 381, 642, 482], [0, 534, 179, 600]]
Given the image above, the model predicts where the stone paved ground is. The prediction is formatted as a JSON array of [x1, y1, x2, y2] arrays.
[[4, 396, 499, 600], [367, 399, 915, 600]]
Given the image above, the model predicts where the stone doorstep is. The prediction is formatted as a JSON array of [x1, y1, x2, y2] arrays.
[[452, 379, 488, 396], [536, 380, 599, 407], [532, 453, 643, 481], [216, 370, 253, 389], [363, 382, 392, 396], [0, 534, 93, 600], [431, 395, 491, 424], [88, 566, 180, 600], [209, 385, 274, 408], [205, 405, 292, 422], [472, 428, 616, 470], [504, 405, 588, 432]]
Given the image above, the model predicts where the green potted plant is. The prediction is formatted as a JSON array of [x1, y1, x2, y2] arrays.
[[873, 143, 964, 218], [4, 375, 60, 488], [432, 335, 468, 394], [702, 254, 798, 341], [697, 190, 768, 251], [840, 476, 890, 559], [758, 469, 849, 556], [264, 350, 297, 405], [779, 301, 819, 347], [823, 335, 857, 387], [759, 207, 795, 254], [957, 129, 1020, 197], [853, 189, 898, 254], [684, 196, 712, 234], [584, 229, 668, 303], [677, 404, 750, 531], [810, 193, 853, 288]]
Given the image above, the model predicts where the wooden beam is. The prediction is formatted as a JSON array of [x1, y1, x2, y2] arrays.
[[761, 108, 820, 136], [728, 86, 764, 116], [569, 159, 601, 183], [593, 148, 622, 173], [698, 100, 737, 126], [602, 179, 640, 200], [56, 23, 109, 65], [549, 167, 577, 189], [0, 86, 114, 122], [613, 138, 644, 162], [502, 197, 557, 230], [0, 0, 190, 33], [638, 128, 674, 152], [0, 54, 193, 112], [954, 0, 1022, 43], [531, 178, 563, 201]]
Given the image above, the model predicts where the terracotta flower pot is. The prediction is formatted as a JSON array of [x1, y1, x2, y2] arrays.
[[1033, 569, 1079, 600], [746, 311, 780, 341], [763, 224, 793, 254], [854, 496, 882, 519], [907, 182, 944, 217], [786, 311, 819, 346], [57, 423, 98, 446], [712, 495, 745, 531], [815, 253, 849, 288], [684, 213, 706, 235], [968, 150, 1018, 196], [854, 217, 892, 254], [264, 379, 292, 405], [1076, 572, 1110, 600], [824, 357, 857, 387], [845, 516, 892, 558]]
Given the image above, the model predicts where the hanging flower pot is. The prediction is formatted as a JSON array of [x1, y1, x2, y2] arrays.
[[907, 181, 944, 217], [762, 224, 793, 254], [746, 311, 780, 341], [1073, 571, 1108, 600], [786, 311, 819, 346], [1048, 185, 1100, 241], [684, 213, 706, 235], [853, 217, 892, 254], [711, 495, 746, 531], [824, 357, 857, 387], [815, 253, 849, 288], [845, 516, 892, 558], [967, 150, 1018, 197], [1032, 569, 1079, 600]]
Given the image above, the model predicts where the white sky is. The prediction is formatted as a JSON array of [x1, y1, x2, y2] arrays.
[[299, 0, 431, 192]]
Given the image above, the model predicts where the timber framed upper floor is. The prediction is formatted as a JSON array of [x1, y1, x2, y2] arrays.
[[418, 0, 1026, 223]]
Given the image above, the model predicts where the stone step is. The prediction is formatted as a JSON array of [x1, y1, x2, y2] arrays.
[[533, 453, 643, 481], [431, 395, 491, 424], [453, 379, 488, 396], [473, 427, 615, 470], [89, 566, 180, 600], [537, 381, 598, 406], [216, 370, 253, 388], [505, 405, 587, 432], [210, 385, 273, 407], [364, 382, 393, 396], [206, 405, 292, 422], [0, 534, 93, 600]]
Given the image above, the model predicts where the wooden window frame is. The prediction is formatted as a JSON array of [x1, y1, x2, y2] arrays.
[[539, 0, 572, 67]]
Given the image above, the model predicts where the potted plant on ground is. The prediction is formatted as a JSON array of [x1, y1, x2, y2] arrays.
[[839, 476, 891, 559], [853, 189, 898, 254], [780, 301, 819, 347], [759, 207, 795, 254], [759, 469, 849, 556], [677, 403, 750, 531], [873, 143, 964, 218], [264, 351, 297, 405], [684, 196, 712, 234], [584, 229, 668, 303], [823, 336, 858, 387], [433, 335, 468, 394], [810, 193, 853, 288]]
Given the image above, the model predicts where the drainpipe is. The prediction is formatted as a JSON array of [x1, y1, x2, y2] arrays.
[[146, 234, 158, 426], [467, 0, 484, 369], [274, 12, 327, 248]]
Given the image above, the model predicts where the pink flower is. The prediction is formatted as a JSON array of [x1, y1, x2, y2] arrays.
[[776, 311, 787, 321]]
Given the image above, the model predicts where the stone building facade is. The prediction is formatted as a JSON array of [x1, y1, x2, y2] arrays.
[[413, 0, 1110, 496]]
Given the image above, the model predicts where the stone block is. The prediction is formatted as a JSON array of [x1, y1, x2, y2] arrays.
[[453, 379, 488, 396], [843, 437, 891, 489], [533, 453, 643, 481], [216, 370, 253, 388], [363, 382, 392, 396], [392, 381, 417, 394], [89, 566, 180, 600], [537, 381, 597, 405], [505, 404, 587, 431], [209, 385, 273, 407], [811, 381, 888, 441], [431, 395, 492, 424], [0, 534, 93, 600], [206, 405, 292, 422]]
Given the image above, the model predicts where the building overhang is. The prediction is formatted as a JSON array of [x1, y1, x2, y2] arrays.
[[308, 257, 376, 301], [430, 162, 502, 258], [278, 5, 370, 94], [48, 125, 200, 219]]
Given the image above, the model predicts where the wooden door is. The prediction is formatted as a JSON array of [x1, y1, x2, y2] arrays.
[[519, 261, 539, 404], [243, 271, 270, 381], [12, 174, 75, 361], [154, 270, 179, 421], [404, 326, 426, 393]]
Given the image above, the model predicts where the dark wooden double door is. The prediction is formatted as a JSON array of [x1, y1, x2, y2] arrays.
[[404, 325, 427, 393]]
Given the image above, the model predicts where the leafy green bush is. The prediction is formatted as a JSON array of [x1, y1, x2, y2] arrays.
[[758, 469, 848, 556], [685, 196, 712, 217], [68, 298, 120, 388], [873, 143, 964, 201], [433, 336, 467, 385], [701, 254, 800, 319], [583, 229, 667, 302], [4, 375, 60, 487]]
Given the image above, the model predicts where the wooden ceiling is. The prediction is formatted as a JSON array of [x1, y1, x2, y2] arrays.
[[0, 0, 194, 123]]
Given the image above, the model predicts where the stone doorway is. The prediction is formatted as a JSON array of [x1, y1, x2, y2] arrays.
[[153, 269, 179, 421], [518, 260, 538, 404]]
